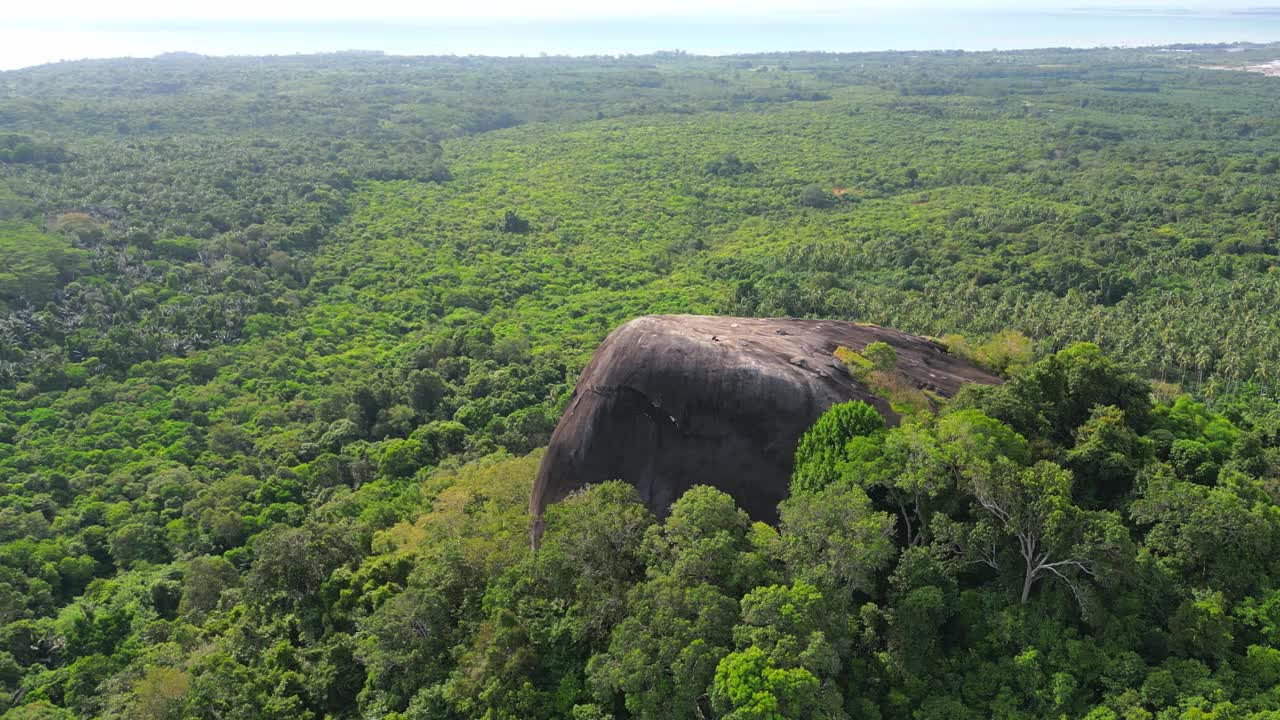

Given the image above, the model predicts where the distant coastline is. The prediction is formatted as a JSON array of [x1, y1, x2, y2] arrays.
[[2, 7, 1279, 71]]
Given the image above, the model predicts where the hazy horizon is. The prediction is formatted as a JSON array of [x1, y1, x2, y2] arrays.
[[2, 3, 1278, 71]]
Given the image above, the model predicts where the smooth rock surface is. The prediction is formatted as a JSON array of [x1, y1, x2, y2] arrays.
[[530, 315, 999, 542]]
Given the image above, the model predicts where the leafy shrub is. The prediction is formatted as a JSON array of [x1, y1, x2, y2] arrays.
[[792, 401, 885, 495]]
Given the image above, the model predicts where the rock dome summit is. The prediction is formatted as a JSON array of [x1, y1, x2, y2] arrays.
[[530, 315, 1000, 542]]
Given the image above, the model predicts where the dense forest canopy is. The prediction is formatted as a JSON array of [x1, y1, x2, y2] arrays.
[[2, 44, 1280, 718]]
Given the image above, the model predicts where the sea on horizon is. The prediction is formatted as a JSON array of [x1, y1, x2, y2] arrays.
[[1, 7, 1279, 71]]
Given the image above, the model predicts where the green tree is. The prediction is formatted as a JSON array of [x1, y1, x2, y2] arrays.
[[131, 667, 191, 720], [1170, 439, 1219, 484], [718, 583, 846, 718], [792, 401, 885, 495], [0, 223, 86, 306], [949, 460, 1130, 606], [778, 482, 896, 600], [798, 184, 833, 208], [1131, 471, 1279, 599], [0, 703, 75, 719], [108, 523, 168, 569], [863, 342, 897, 371], [588, 577, 738, 720], [842, 421, 951, 546], [711, 647, 823, 720], [588, 487, 775, 720], [444, 482, 655, 718], [959, 343, 1151, 445], [179, 555, 239, 618], [883, 546, 956, 674], [246, 523, 361, 623], [1065, 405, 1153, 506]]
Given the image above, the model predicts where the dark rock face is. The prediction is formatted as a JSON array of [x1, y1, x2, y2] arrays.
[[530, 315, 999, 542]]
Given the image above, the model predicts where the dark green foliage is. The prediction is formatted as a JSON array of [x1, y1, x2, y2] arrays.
[[798, 184, 834, 208], [704, 153, 757, 177], [1066, 405, 1153, 505], [957, 342, 1152, 445], [0, 134, 67, 165], [499, 210, 531, 234], [1169, 439, 1219, 484], [178, 555, 238, 618]]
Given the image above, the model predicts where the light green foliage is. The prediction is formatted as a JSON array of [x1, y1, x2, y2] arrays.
[[1154, 397, 1241, 459], [733, 583, 829, 654], [0, 703, 75, 720], [937, 408, 1031, 472], [1130, 471, 1280, 599], [0, 223, 86, 306], [711, 646, 822, 720], [792, 401, 885, 495], [778, 483, 897, 599], [863, 342, 897, 372], [130, 666, 191, 720], [835, 344, 931, 414], [722, 583, 847, 718], [948, 330, 1036, 376], [830, 419, 962, 546], [833, 346, 873, 371]]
